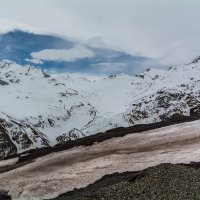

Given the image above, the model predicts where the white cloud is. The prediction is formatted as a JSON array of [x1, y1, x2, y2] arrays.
[[25, 58, 44, 64], [86, 36, 107, 49], [31, 44, 95, 62], [1, 0, 200, 65], [0, 18, 37, 34]]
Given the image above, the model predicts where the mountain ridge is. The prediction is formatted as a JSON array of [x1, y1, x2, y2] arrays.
[[0, 58, 200, 158]]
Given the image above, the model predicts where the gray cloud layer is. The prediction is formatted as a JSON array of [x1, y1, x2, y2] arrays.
[[0, 0, 200, 65]]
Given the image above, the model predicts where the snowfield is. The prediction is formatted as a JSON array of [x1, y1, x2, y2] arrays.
[[0, 120, 200, 199], [0, 58, 200, 157]]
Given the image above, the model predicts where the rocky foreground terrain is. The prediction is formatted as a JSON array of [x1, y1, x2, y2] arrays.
[[3, 162, 200, 200], [0, 119, 200, 199], [50, 162, 200, 200]]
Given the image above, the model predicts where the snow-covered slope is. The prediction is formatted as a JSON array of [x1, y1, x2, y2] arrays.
[[59, 63, 200, 133], [0, 61, 97, 158], [0, 59, 200, 158]]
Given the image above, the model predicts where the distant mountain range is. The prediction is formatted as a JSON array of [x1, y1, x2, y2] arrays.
[[0, 57, 200, 158], [0, 30, 153, 75]]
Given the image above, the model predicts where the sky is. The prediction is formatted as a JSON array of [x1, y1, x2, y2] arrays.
[[0, 0, 200, 66]]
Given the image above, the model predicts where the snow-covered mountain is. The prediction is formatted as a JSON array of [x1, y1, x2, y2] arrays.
[[0, 61, 97, 158], [0, 58, 200, 158]]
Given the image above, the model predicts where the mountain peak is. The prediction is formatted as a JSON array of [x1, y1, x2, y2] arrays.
[[190, 56, 200, 64]]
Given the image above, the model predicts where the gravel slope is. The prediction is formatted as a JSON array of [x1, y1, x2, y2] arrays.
[[52, 163, 200, 200], [81, 163, 200, 200]]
